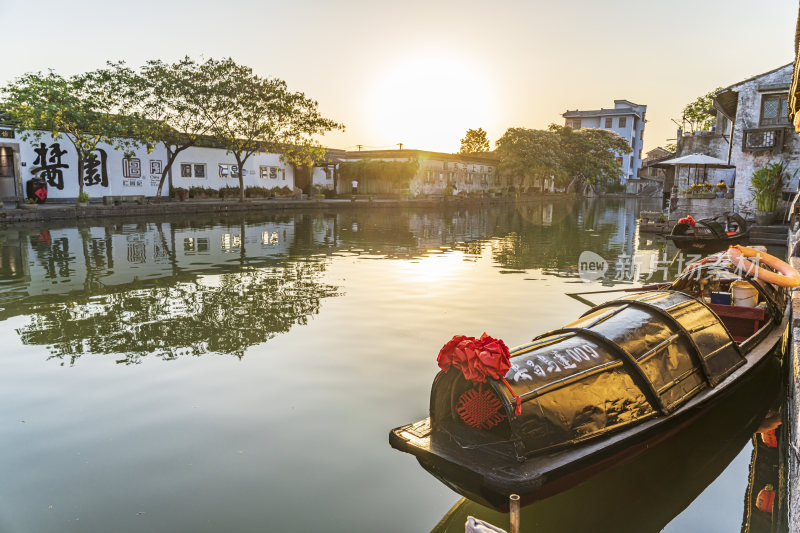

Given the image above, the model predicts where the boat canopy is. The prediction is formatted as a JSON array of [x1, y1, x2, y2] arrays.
[[429, 259, 785, 461]]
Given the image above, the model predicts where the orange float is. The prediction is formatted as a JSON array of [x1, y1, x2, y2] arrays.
[[727, 245, 800, 288], [756, 484, 775, 513]]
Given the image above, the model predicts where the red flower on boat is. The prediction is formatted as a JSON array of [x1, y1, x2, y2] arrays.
[[437, 333, 521, 415], [437, 333, 510, 382]]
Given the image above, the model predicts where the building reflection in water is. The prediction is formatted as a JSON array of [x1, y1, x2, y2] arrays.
[[0, 199, 666, 365]]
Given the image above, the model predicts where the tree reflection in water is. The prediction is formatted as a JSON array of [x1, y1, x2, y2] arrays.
[[0, 199, 662, 365], [17, 264, 337, 365]]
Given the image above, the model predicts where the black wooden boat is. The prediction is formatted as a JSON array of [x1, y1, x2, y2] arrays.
[[666, 213, 749, 254], [430, 354, 782, 532], [389, 257, 789, 511]]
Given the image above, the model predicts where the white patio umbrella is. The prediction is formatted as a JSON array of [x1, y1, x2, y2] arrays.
[[654, 153, 735, 188]]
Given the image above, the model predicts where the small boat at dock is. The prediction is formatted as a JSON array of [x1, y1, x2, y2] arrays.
[[666, 213, 749, 254], [389, 247, 792, 511]]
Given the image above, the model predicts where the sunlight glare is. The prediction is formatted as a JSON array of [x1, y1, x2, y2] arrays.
[[396, 250, 469, 284], [368, 53, 495, 151]]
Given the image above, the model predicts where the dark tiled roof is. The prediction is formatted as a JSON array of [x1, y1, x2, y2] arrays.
[[720, 63, 793, 92]]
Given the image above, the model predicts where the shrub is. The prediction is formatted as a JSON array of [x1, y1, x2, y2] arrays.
[[245, 186, 270, 198], [189, 186, 215, 198], [219, 186, 239, 198], [77, 192, 90, 203]]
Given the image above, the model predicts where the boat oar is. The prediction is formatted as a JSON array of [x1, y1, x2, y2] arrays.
[[566, 282, 671, 307]]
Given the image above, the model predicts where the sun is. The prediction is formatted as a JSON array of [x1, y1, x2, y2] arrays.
[[367, 53, 495, 152]]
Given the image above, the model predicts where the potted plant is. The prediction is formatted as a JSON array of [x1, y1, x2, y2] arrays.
[[21, 198, 38, 210], [714, 181, 727, 198], [751, 162, 793, 225], [76, 191, 90, 207], [689, 183, 715, 198]]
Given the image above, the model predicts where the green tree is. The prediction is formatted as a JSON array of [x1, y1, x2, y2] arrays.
[[682, 88, 722, 133], [495, 128, 564, 190], [338, 159, 419, 192], [101, 57, 226, 200], [206, 58, 344, 202], [495, 125, 631, 192], [459, 128, 490, 154], [2, 70, 143, 197], [549, 124, 631, 189]]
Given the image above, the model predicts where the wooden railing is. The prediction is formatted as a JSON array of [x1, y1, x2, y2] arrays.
[[741, 127, 789, 154]]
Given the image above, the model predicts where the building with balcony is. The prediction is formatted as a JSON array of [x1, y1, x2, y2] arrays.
[[562, 100, 647, 183], [712, 63, 800, 208]]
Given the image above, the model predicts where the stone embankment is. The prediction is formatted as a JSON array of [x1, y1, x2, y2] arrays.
[[787, 227, 799, 533]]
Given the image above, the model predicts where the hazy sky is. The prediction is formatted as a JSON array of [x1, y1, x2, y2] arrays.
[[1, 0, 796, 153]]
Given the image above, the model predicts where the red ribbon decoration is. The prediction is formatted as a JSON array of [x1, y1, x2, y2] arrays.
[[437, 333, 522, 416]]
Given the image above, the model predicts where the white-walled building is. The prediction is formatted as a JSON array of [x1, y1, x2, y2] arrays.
[[562, 99, 647, 183], [712, 63, 800, 209], [0, 129, 313, 203], [171, 146, 296, 193]]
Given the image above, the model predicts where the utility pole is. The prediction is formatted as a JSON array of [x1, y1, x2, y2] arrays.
[[397, 143, 403, 150], [356, 144, 363, 151]]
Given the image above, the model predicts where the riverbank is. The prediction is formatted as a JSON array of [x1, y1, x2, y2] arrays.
[[0, 194, 574, 225]]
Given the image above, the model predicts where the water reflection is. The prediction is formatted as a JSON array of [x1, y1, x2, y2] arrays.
[[0, 199, 662, 365], [2, 218, 339, 364], [741, 410, 787, 533], [0, 199, 787, 533]]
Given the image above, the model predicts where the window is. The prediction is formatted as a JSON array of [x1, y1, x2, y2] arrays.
[[260, 166, 280, 179], [572, 119, 581, 130], [619, 117, 627, 128], [180, 163, 206, 178], [759, 93, 789, 126], [604, 117, 612, 128], [219, 164, 238, 178]]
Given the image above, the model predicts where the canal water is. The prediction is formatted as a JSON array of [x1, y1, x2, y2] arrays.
[[0, 199, 788, 532]]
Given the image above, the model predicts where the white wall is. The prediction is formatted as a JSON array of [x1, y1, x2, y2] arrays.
[[172, 147, 295, 192], [311, 167, 334, 189], [9, 132, 303, 200], [12, 132, 169, 200]]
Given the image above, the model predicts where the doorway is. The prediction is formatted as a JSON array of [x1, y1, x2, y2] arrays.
[[0, 146, 19, 201]]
